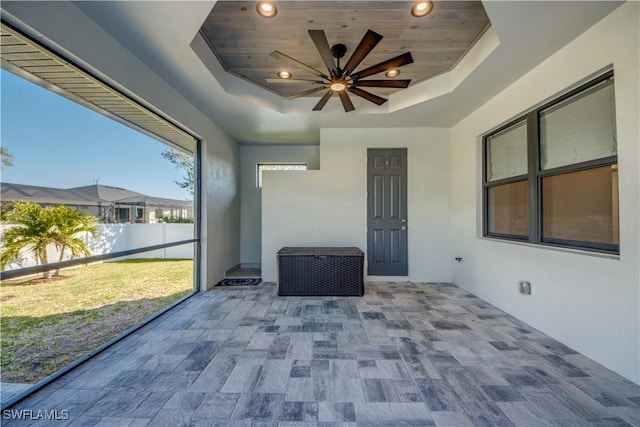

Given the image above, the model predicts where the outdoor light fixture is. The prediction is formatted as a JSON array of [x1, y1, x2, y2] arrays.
[[385, 69, 400, 78], [277, 70, 292, 79], [411, 1, 433, 17], [256, 1, 277, 18]]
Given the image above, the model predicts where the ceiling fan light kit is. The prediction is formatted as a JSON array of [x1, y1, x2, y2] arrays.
[[330, 81, 347, 92], [270, 29, 414, 112]]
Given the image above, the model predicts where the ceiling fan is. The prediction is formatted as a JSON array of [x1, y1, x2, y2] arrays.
[[268, 29, 414, 112]]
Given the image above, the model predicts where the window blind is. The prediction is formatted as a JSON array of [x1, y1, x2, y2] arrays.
[[540, 78, 616, 170], [486, 120, 528, 182]]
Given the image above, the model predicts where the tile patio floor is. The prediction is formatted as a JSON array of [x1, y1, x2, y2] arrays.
[[3, 282, 639, 426]]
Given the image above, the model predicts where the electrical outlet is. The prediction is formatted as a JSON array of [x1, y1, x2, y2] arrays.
[[519, 281, 531, 295]]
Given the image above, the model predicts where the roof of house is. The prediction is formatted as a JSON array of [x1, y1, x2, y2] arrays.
[[0, 183, 192, 208], [68, 184, 145, 202]]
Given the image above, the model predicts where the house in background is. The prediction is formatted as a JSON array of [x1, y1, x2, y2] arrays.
[[0, 0, 637, 390], [0, 182, 193, 223]]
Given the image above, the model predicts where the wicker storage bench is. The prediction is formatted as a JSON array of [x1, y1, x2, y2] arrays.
[[277, 247, 364, 296]]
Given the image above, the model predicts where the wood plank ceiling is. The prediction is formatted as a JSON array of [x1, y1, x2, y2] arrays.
[[200, 1, 490, 98]]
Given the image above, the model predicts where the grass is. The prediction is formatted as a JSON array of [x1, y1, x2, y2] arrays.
[[0, 259, 193, 384]]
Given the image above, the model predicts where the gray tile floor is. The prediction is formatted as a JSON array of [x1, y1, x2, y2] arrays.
[[3, 282, 639, 426]]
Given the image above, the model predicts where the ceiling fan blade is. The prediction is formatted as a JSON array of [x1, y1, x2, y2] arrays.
[[348, 87, 387, 106], [308, 30, 338, 76], [352, 79, 411, 88], [266, 78, 325, 84], [351, 52, 414, 80], [341, 30, 383, 77], [287, 86, 328, 100], [271, 51, 329, 80], [313, 90, 334, 111], [338, 91, 355, 112]]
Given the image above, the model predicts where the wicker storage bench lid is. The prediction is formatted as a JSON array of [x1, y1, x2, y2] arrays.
[[277, 247, 363, 256]]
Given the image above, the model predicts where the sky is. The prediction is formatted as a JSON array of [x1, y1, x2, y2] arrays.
[[0, 70, 193, 201]]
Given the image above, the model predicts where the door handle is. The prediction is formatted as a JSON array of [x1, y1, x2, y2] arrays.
[[401, 225, 407, 231]]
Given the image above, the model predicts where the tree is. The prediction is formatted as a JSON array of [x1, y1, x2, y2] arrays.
[[161, 148, 194, 196], [1, 147, 13, 167], [1, 201, 98, 278], [48, 205, 99, 276]]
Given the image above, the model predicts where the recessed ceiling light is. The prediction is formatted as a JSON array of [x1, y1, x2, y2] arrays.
[[385, 69, 400, 78], [256, 1, 277, 18], [411, 1, 433, 17], [277, 71, 292, 79]]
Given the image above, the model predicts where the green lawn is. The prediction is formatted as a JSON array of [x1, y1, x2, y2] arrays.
[[0, 259, 193, 383]]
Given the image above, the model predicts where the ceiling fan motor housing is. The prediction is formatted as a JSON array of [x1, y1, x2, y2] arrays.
[[331, 43, 347, 59]]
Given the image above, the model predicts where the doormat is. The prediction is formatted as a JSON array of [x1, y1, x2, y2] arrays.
[[215, 278, 262, 287]]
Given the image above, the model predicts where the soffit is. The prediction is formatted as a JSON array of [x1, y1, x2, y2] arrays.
[[0, 22, 197, 152]]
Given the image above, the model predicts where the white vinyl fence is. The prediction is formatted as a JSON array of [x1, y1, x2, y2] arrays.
[[0, 223, 194, 271]]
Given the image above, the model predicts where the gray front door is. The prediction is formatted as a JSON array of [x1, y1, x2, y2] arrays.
[[367, 148, 408, 276]]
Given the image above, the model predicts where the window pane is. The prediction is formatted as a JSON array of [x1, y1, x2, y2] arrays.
[[486, 120, 527, 182], [542, 165, 619, 246], [540, 78, 616, 170], [257, 163, 307, 187], [487, 180, 529, 236]]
